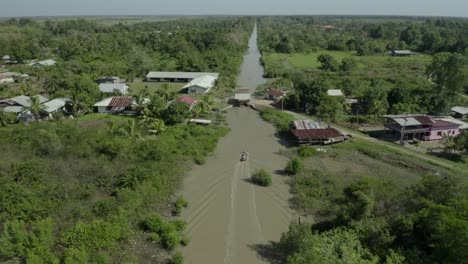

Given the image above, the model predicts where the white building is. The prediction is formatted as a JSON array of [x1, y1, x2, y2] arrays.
[[183, 75, 217, 94], [98, 83, 129, 94], [327, 89, 344, 97]]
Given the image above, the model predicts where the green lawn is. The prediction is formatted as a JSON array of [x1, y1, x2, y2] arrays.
[[263, 50, 432, 73]]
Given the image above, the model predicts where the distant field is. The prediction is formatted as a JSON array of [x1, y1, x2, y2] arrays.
[[264, 50, 431, 73]]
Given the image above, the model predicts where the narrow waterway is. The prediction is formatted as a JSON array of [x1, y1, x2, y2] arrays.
[[181, 23, 293, 264]]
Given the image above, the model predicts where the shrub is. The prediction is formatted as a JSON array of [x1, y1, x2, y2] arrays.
[[251, 169, 272, 186], [173, 196, 188, 216], [160, 224, 180, 250], [285, 157, 303, 175], [170, 220, 186, 231], [167, 251, 184, 264], [297, 145, 319, 158]]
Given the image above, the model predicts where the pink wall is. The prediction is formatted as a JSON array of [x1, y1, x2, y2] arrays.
[[427, 127, 460, 140]]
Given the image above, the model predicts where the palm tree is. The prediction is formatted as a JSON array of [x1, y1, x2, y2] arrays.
[[156, 88, 175, 103], [133, 90, 148, 115], [28, 96, 44, 123], [149, 119, 166, 135], [0, 110, 13, 127]]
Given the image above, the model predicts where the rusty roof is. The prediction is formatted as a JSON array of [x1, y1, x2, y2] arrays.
[[109, 96, 133, 111], [235, 88, 250, 94], [268, 89, 285, 97], [291, 128, 343, 140]]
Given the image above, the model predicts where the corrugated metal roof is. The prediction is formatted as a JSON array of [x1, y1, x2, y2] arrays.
[[235, 88, 250, 93], [293, 120, 327, 130], [109, 96, 133, 111], [10, 95, 49, 107], [177, 96, 196, 105], [452, 106, 468, 115], [189, 119, 212, 124], [291, 128, 343, 140], [327, 89, 343, 96], [3, 105, 24, 113], [437, 116, 468, 130], [42, 98, 70, 113], [268, 89, 285, 97], [146, 71, 219, 79], [183, 75, 217, 90], [99, 83, 129, 94], [392, 50, 413, 55], [431, 120, 460, 128]]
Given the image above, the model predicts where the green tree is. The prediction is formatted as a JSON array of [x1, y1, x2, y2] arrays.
[[285, 157, 304, 175], [163, 101, 190, 125], [316, 96, 343, 123], [317, 54, 339, 71], [339, 57, 358, 73]]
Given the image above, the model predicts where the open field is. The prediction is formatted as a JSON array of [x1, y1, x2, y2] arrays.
[[263, 50, 432, 73]]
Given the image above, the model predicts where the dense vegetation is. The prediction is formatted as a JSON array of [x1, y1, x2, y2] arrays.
[[276, 139, 468, 264], [257, 16, 468, 117], [0, 16, 255, 263], [0, 117, 228, 262], [0, 16, 254, 104]]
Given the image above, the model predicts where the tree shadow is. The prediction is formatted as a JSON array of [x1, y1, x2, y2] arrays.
[[248, 241, 285, 264], [274, 131, 295, 148]]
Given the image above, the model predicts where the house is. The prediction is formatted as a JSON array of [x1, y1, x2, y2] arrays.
[[146, 71, 219, 82], [29, 59, 56, 67], [95, 76, 122, 84], [98, 83, 129, 95], [2, 95, 49, 113], [291, 128, 346, 145], [432, 116, 468, 132], [2, 55, 10, 62], [0, 74, 14, 84], [383, 114, 461, 141], [183, 75, 217, 95], [93, 96, 134, 114], [266, 89, 286, 101], [176, 96, 197, 110], [233, 88, 251, 105], [451, 106, 468, 119], [327, 89, 344, 97], [390, 50, 413, 57], [41, 98, 72, 114]]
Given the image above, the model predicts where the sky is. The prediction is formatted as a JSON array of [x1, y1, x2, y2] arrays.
[[1, 0, 467, 18]]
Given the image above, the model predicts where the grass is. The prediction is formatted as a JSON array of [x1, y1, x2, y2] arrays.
[[263, 50, 432, 80], [127, 81, 185, 96]]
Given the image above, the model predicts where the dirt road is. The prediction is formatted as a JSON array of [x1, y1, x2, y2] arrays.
[[181, 107, 294, 263]]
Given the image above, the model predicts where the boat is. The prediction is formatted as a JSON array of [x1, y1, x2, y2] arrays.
[[240, 151, 248, 161]]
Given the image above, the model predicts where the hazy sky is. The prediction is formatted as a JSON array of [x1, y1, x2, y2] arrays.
[[1, 0, 467, 18]]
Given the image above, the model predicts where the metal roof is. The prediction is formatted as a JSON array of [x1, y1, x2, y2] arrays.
[[452, 106, 468, 115], [10, 95, 49, 107], [189, 119, 212, 124], [29, 59, 56, 66], [99, 83, 129, 94], [268, 89, 285, 97], [436, 116, 468, 130], [327, 89, 343, 96], [392, 50, 413, 55], [392, 117, 422, 126], [291, 128, 343, 140], [293, 120, 327, 130], [235, 88, 250, 93], [3, 105, 24, 113], [146, 71, 219, 79], [177, 96, 196, 105], [42, 98, 70, 113], [109, 96, 133, 111], [93, 97, 113, 107], [183, 75, 217, 90]]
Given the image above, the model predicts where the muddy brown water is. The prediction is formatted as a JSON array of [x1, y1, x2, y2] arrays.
[[181, 24, 295, 264]]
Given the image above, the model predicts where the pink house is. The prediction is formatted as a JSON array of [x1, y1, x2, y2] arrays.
[[384, 114, 461, 141]]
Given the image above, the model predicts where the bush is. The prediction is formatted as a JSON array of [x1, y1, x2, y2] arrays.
[[167, 251, 184, 264], [285, 157, 304, 175], [297, 145, 319, 158], [173, 196, 188, 216], [251, 169, 272, 186]]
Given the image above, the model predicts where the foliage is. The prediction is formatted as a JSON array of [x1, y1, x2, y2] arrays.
[[173, 196, 189, 216], [259, 107, 295, 133], [141, 213, 186, 250], [251, 169, 272, 187], [297, 145, 319, 158], [285, 157, 304, 175]]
